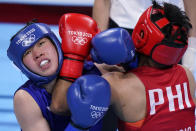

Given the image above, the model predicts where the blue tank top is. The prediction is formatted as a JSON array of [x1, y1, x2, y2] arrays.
[[15, 61, 103, 131], [16, 80, 70, 131]]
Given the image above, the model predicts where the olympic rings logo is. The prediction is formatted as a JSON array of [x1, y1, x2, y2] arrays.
[[22, 34, 36, 47], [72, 36, 88, 45], [130, 50, 135, 57], [91, 111, 104, 119]]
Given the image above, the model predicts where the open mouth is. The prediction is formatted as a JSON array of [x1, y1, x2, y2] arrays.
[[40, 59, 49, 67], [39, 59, 51, 70]]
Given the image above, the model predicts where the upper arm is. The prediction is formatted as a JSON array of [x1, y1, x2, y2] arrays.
[[181, 65, 196, 104], [183, 0, 196, 36], [14, 90, 50, 131]]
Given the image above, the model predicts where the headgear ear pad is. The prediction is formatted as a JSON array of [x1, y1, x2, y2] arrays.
[[7, 23, 63, 85], [132, 6, 188, 65], [151, 43, 187, 65]]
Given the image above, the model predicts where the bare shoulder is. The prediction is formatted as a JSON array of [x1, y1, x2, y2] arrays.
[[102, 71, 124, 84], [102, 71, 143, 88], [102, 71, 146, 121], [178, 64, 195, 84], [179, 64, 196, 103], [102, 71, 145, 102], [14, 89, 41, 119], [14, 89, 38, 109], [14, 89, 31, 101], [14, 89, 49, 130]]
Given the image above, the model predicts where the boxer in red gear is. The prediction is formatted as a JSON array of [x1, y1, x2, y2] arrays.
[[98, 1, 196, 131]]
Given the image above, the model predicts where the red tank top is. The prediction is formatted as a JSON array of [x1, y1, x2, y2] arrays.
[[118, 65, 195, 131]]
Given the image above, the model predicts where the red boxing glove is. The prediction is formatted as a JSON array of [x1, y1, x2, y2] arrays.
[[59, 13, 99, 82]]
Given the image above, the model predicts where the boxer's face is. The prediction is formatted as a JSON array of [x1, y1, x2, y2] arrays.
[[23, 38, 58, 76]]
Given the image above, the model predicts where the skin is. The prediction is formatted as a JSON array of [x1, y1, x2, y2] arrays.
[[49, 63, 124, 115], [92, 0, 111, 31], [50, 79, 71, 115], [92, 1, 196, 122], [102, 55, 196, 124], [183, 0, 196, 37], [14, 38, 59, 131], [49, 54, 196, 128], [24, 0, 196, 128], [23, 38, 58, 77]]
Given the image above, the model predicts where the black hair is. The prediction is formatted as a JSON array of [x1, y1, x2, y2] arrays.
[[10, 19, 38, 41], [163, 2, 192, 30], [151, 0, 192, 45], [139, 1, 192, 68]]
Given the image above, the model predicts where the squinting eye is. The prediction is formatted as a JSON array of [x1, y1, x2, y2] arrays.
[[24, 50, 32, 56], [39, 41, 45, 46]]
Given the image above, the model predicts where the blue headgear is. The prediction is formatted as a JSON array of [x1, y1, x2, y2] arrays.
[[7, 23, 63, 85]]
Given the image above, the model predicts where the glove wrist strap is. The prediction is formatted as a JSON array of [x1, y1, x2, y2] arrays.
[[60, 58, 84, 82], [70, 120, 90, 131], [121, 54, 138, 71]]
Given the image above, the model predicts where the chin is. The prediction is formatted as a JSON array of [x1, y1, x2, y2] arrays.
[[40, 70, 56, 77], [48, 68, 58, 76]]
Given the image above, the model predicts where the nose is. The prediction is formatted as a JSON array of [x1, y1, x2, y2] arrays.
[[32, 47, 44, 60], [35, 53, 43, 60]]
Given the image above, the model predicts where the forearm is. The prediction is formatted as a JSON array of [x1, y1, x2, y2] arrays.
[[183, 0, 196, 37], [92, 0, 111, 31], [50, 79, 72, 115]]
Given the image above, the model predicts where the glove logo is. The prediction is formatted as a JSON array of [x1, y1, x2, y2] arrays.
[[130, 50, 135, 57], [16, 28, 36, 45], [90, 105, 108, 119], [72, 36, 88, 45], [68, 30, 92, 46], [91, 111, 103, 119], [22, 34, 36, 47]]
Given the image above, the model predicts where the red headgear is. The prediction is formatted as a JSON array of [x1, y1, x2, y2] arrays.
[[132, 6, 188, 65]]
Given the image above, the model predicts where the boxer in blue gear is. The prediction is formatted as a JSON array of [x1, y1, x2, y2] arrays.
[[7, 21, 71, 131], [7, 22, 63, 86], [8, 21, 105, 131]]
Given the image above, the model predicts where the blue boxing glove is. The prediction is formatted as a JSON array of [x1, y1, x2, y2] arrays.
[[90, 28, 138, 70], [65, 75, 111, 131]]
